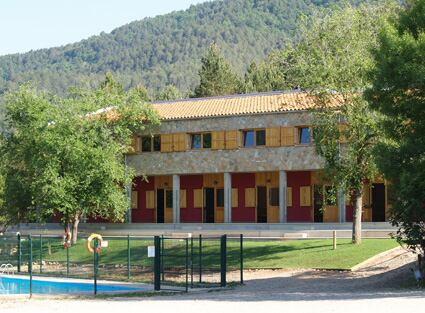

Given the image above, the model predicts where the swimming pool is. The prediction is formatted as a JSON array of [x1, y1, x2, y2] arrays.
[[0, 276, 147, 295]]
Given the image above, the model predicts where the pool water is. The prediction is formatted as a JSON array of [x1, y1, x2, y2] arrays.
[[0, 276, 146, 295]]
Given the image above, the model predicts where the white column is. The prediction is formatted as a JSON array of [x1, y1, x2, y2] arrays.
[[224, 172, 232, 223], [172, 175, 180, 223], [338, 188, 346, 223], [125, 155, 132, 224], [279, 170, 287, 223]]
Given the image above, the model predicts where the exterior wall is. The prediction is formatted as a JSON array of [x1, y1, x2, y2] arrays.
[[231, 173, 256, 222], [132, 176, 155, 223], [180, 175, 203, 223], [128, 146, 322, 176], [128, 112, 324, 176], [287, 171, 313, 222]]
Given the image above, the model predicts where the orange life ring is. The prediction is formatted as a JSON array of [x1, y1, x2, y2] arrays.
[[86, 233, 103, 254], [63, 231, 71, 249]]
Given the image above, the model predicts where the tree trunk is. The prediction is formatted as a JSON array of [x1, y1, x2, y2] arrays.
[[71, 214, 80, 244], [352, 188, 363, 244]]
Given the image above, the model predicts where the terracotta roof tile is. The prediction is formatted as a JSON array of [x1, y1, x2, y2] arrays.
[[152, 91, 342, 120]]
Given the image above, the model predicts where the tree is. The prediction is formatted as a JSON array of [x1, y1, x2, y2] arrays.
[[291, 3, 396, 243], [366, 0, 425, 268], [156, 85, 183, 101], [244, 49, 294, 93], [193, 43, 242, 97], [0, 77, 159, 243]]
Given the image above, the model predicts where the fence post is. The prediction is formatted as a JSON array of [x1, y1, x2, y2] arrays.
[[66, 245, 70, 277], [333, 230, 337, 250], [199, 234, 202, 284], [127, 235, 131, 280], [28, 235, 33, 298], [154, 236, 161, 291], [240, 234, 244, 284], [93, 238, 99, 295], [39, 234, 43, 274], [185, 238, 189, 292], [220, 235, 227, 287], [161, 234, 164, 281], [17, 233, 21, 273], [190, 236, 194, 288]]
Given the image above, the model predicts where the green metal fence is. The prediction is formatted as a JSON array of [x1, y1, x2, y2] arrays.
[[0, 233, 244, 295]]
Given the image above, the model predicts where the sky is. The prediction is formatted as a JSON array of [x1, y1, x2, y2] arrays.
[[0, 0, 207, 56]]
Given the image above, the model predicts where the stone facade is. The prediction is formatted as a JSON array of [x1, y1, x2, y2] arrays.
[[128, 111, 324, 176]]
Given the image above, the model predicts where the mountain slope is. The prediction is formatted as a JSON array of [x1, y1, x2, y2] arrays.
[[0, 0, 365, 95]]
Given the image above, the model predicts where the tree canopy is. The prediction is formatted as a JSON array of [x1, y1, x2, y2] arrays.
[[366, 0, 425, 260], [290, 2, 397, 243], [0, 76, 159, 242]]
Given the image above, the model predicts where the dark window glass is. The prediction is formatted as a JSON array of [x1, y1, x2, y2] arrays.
[[299, 127, 311, 144], [203, 133, 212, 149], [191, 134, 202, 149], [141, 136, 152, 152], [153, 135, 161, 151], [256, 130, 266, 146], [269, 188, 279, 206], [243, 130, 255, 147], [165, 190, 173, 208], [216, 189, 224, 207]]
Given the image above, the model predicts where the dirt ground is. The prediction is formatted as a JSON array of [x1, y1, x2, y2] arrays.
[[1, 247, 424, 313]]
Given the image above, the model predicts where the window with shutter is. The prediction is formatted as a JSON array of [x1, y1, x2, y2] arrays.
[[193, 189, 203, 208], [160, 134, 173, 152], [231, 188, 238, 207], [131, 190, 138, 209], [245, 188, 256, 207], [212, 131, 226, 150], [281, 127, 295, 146], [266, 128, 281, 147], [287, 187, 293, 207], [300, 186, 312, 206], [145, 190, 155, 209], [180, 190, 187, 208], [225, 130, 239, 149], [173, 133, 187, 152]]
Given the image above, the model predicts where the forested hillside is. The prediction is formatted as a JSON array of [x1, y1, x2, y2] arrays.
[[0, 0, 368, 97]]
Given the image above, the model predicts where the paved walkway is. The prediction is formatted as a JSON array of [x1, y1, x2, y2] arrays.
[[1, 249, 424, 313]]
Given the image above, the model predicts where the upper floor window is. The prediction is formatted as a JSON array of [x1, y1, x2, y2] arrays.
[[298, 127, 311, 145], [141, 135, 161, 152], [191, 132, 212, 149], [243, 129, 265, 147]]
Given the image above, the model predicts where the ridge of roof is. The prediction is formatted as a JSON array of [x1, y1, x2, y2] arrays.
[[152, 90, 302, 105]]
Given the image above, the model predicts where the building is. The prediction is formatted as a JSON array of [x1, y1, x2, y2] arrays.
[[126, 91, 390, 226]]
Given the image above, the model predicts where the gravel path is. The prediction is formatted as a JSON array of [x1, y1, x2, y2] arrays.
[[1, 248, 424, 313]]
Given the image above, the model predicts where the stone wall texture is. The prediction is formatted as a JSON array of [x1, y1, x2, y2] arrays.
[[129, 111, 325, 176]]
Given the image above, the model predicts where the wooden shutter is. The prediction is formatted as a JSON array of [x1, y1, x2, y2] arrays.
[[131, 190, 138, 209], [160, 134, 173, 152], [281, 127, 295, 146], [287, 187, 293, 207], [145, 190, 155, 209], [173, 133, 187, 152], [245, 188, 256, 207], [128, 135, 140, 154], [180, 190, 187, 208], [193, 189, 203, 208], [225, 130, 239, 149], [266, 128, 281, 147], [212, 131, 226, 150], [231, 188, 238, 207], [300, 186, 311, 207]]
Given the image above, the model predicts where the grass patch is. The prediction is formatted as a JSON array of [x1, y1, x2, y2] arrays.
[[12, 237, 399, 272]]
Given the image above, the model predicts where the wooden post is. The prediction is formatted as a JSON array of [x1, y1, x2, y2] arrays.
[[333, 230, 337, 250]]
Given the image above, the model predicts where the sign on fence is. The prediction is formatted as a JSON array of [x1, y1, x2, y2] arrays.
[[148, 246, 155, 257]]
